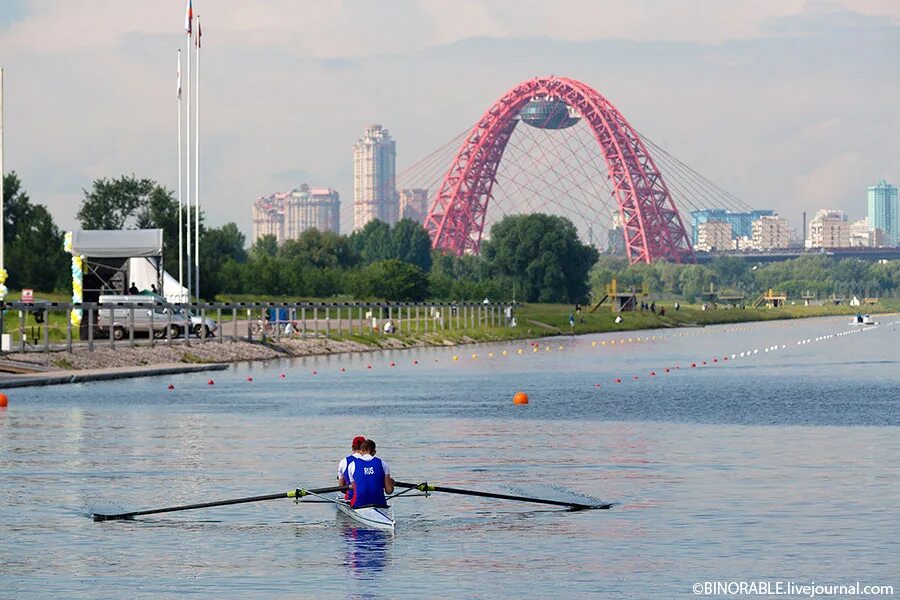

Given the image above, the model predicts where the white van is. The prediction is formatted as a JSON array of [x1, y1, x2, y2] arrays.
[[96, 295, 190, 340]]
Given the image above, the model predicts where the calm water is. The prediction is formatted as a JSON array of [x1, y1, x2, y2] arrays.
[[1, 315, 898, 599]]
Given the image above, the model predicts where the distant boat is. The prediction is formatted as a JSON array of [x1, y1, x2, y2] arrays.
[[852, 314, 877, 326]]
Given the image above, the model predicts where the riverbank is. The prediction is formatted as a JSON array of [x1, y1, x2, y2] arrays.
[[1, 301, 896, 378]]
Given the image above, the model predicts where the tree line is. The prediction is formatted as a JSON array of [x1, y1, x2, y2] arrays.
[[3, 174, 597, 303], [590, 254, 900, 301]]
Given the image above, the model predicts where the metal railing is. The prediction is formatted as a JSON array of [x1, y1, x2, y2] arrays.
[[0, 300, 517, 353]]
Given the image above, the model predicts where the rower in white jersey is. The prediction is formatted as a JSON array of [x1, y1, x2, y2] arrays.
[[338, 436, 366, 498]]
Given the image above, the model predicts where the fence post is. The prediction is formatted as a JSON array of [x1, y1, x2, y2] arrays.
[[149, 305, 155, 348], [275, 305, 281, 343], [166, 305, 173, 346], [301, 306, 307, 338], [88, 307, 94, 351], [201, 307, 208, 344], [42, 308, 49, 352], [247, 309, 253, 342], [129, 306, 135, 347], [109, 306, 115, 349], [232, 307, 238, 342], [183, 305, 190, 346], [66, 308, 73, 353], [217, 307, 223, 344], [325, 306, 330, 337]]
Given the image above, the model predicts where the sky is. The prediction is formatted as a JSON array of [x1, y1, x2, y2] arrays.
[[0, 0, 898, 239]]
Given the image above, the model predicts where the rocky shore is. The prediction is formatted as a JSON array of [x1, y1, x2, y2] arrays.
[[1, 334, 464, 372]]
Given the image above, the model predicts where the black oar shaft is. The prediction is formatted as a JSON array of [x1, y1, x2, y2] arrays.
[[393, 481, 610, 510], [93, 485, 346, 522]]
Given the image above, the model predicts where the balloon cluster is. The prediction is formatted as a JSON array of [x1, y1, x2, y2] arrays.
[[64, 232, 84, 327]]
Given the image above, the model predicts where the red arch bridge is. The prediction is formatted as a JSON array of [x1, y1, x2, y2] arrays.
[[398, 76, 755, 265]]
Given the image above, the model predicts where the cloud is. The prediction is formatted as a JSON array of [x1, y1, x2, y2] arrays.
[[0, 0, 896, 240]]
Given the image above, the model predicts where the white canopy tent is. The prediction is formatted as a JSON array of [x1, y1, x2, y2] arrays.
[[71, 229, 163, 258], [69, 229, 188, 303]]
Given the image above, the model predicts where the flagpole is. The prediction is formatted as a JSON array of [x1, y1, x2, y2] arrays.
[[185, 20, 193, 302], [193, 14, 200, 300], [176, 50, 184, 300]]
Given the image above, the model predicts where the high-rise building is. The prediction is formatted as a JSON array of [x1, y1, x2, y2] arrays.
[[353, 124, 398, 231], [696, 220, 733, 251], [867, 179, 898, 246], [607, 211, 625, 255], [806, 209, 849, 248], [399, 188, 429, 224], [690, 209, 774, 245], [751, 215, 790, 250], [252, 185, 340, 244]]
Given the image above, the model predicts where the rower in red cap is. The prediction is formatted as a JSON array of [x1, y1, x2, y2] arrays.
[[338, 436, 366, 500]]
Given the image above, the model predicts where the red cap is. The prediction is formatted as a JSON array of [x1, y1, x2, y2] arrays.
[[352, 436, 366, 448]]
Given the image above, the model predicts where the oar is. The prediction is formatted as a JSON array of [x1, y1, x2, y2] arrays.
[[393, 481, 611, 511], [92, 485, 346, 522]]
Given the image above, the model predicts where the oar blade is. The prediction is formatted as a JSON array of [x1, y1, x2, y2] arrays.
[[393, 481, 612, 511]]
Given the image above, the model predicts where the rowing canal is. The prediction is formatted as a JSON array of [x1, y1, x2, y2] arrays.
[[2, 315, 898, 598]]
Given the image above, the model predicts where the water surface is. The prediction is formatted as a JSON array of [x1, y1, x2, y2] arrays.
[[2, 315, 898, 598]]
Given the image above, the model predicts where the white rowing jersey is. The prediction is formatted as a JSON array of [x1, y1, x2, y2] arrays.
[[347, 454, 391, 482], [338, 452, 363, 480]]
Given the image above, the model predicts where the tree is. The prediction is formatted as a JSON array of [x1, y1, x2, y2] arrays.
[[481, 214, 598, 303], [349, 220, 393, 264], [391, 218, 433, 272], [279, 228, 358, 269], [359, 259, 429, 301], [251, 234, 278, 258], [199, 223, 246, 299], [77, 175, 197, 275], [2, 172, 68, 291]]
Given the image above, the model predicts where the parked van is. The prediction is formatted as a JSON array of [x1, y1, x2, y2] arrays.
[[96, 295, 190, 340], [138, 293, 219, 338]]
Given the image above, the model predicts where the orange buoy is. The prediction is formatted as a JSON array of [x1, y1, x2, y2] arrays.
[[0, 392, 8, 407], [247, 376, 253, 382], [207, 379, 214, 385], [340, 368, 345, 372], [512, 391, 529, 405], [312, 370, 318, 375], [650, 371, 656, 376], [413, 360, 418, 365], [614, 378, 622, 383], [691, 363, 697, 368], [664, 368, 670, 373], [390, 362, 396, 367], [167, 384, 174, 390], [367, 365, 372, 369], [280, 373, 286, 378]]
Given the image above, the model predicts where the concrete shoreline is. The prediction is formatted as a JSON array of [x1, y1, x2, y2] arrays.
[[0, 362, 229, 389]]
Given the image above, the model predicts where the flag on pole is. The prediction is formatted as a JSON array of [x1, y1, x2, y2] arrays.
[[185, 0, 193, 35], [177, 51, 182, 99]]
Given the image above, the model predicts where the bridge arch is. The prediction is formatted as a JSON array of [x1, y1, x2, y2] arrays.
[[423, 76, 694, 264]]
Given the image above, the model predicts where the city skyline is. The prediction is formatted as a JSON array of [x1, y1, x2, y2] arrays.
[[0, 1, 897, 242]]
